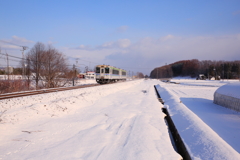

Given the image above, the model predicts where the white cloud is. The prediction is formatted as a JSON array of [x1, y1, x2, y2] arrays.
[[12, 35, 34, 44], [79, 45, 85, 49], [116, 39, 131, 48], [161, 34, 175, 41], [101, 41, 114, 48], [99, 39, 131, 49], [61, 34, 240, 75]]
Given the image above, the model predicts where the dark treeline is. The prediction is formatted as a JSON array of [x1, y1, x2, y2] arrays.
[[150, 59, 240, 79]]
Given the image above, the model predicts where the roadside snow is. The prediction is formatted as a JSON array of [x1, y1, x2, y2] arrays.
[[0, 80, 181, 160]]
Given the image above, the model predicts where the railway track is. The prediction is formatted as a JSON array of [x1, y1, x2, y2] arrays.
[[0, 84, 100, 100]]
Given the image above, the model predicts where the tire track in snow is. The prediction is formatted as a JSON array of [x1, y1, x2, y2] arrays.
[[122, 116, 138, 147]]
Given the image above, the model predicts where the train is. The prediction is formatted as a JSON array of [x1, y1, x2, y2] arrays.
[[95, 65, 127, 84]]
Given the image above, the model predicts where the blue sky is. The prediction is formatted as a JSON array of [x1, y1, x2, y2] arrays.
[[0, 0, 240, 75]]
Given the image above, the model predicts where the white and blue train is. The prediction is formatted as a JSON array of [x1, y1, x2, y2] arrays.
[[95, 65, 127, 84]]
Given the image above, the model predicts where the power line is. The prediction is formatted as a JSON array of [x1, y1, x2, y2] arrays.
[[0, 40, 22, 47], [121, 67, 153, 69], [0, 52, 24, 60], [68, 56, 99, 65], [0, 40, 28, 55], [79, 59, 98, 65], [0, 57, 22, 63], [0, 52, 82, 68]]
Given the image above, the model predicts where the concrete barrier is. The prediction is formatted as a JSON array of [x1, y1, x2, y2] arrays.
[[154, 85, 189, 160], [214, 83, 240, 112], [214, 92, 240, 112]]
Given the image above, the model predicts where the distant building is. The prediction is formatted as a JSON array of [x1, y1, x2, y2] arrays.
[[196, 74, 206, 80], [85, 71, 95, 79], [5, 66, 13, 74], [78, 74, 85, 79]]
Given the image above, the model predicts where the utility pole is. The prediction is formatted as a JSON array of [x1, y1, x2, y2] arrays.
[[73, 64, 75, 86], [6, 53, 9, 81], [76, 60, 78, 84], [21, 46, 28, 80]]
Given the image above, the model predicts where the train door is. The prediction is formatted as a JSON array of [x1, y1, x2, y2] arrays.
[[100, 68, 105, 78]]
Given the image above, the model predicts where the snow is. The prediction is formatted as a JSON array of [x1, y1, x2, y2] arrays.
[[0, 79, 181, 160], [59, 78, 97, 87], [215, 82, 240, 99], [1, 79, 240, 160], [214, 82, 240, 112], [156, 79, 240, 160]]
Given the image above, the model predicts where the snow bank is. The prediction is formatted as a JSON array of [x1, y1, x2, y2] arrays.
[[214, 83, 240, 112], [155, 84, 240, 160]]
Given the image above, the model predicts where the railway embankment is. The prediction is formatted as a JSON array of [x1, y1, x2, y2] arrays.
[[0, 84, 99, 100]]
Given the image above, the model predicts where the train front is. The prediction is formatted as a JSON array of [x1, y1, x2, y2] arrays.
[[95, 65, 110, 84]]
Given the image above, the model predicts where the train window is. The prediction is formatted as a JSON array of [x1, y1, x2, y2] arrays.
[[96, 67, 100, 73], [113, 69, 119, 75], [105, 68, 109, 73], [122, 71, 126, 75], [101, 68, 104, 73]]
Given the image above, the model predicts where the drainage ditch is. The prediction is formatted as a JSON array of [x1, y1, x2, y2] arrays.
[[154, 85, 191, 160]]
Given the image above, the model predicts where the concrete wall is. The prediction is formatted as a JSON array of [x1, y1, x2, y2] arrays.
[[214, 92, 240, 112]]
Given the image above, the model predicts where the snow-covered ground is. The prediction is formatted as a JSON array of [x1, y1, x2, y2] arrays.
[[0, 79, 181, 160], [1, 79, 240, 160]]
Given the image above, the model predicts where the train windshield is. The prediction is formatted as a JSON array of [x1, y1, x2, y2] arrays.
[[96, 67, 100, 73], [105, 68, 109, 73]]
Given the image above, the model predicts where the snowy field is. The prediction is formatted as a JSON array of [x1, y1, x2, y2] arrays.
[[0, 80, 181, 160], [0, 79, 240, 160]]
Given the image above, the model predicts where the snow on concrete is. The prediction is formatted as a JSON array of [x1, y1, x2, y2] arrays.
[[214, 82, 240, 112], [156, 79, 240, 160], [214, 82, 240, 99], [0, 79, 181, 160]]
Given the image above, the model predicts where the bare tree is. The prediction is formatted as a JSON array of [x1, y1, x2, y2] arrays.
[[26, 42, 45, 89], [136, 72, 144, 78], [40, 46, 70, 88], [26, 42, 70, 89]]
